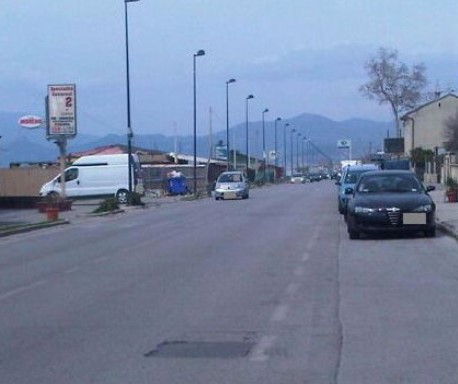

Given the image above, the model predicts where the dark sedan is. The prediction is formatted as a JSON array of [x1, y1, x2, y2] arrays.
[[346, 170, 436, 239]]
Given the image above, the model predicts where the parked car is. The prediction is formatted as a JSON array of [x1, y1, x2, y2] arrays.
[[336, 163, 379, 215], [290, 174, 305, 184], [39, 154, 142, 204], [214, 171, 249, 200], [307, 173, 322, 182], [346, 170, 436, 239]]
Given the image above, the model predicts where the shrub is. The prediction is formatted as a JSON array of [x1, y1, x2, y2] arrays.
[[128, 192, 144, 206], [93, 197, 119, 213]]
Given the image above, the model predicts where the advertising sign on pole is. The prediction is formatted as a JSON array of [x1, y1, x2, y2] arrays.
[[337, 139, 351, 149], [46, 84, 77, 139], [215, 144, 228, 160], [18, 115, 44, 129]]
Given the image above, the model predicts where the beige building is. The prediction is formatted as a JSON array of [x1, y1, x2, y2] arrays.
[[402, 93, 458, 155]]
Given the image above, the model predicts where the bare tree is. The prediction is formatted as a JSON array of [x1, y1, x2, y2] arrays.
[[444, 112, 458, 151], [360, 47, 427, 137]]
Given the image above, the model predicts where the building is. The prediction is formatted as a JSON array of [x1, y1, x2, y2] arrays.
[[401, 93, 458, 155]]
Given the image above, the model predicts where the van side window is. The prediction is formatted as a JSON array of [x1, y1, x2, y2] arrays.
[[65, 168, 78, 182]]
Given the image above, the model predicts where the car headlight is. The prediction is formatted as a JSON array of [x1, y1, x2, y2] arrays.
[[413, 204, 433, 212], [354, 206, 375, 213]]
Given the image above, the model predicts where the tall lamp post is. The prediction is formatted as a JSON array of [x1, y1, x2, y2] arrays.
[[296, 132, 301, 172], [193, 49, 205, 195], [245, 94, 254, 173], [226, 78, 236, 170], [283, 122, 289, 179], [274, 117, 281, 182], [302, 136, 307, 172], [124, 0, 140, 201], [290, 127, 296, 176], [262, 108, 269, 183]]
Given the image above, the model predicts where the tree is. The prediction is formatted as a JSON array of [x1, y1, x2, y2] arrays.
[[360, 47, 427, 137], [410, 147, 434, 168], [444, 111, 458, 151]]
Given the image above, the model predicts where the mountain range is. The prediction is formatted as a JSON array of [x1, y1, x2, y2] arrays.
[[0, 111, 393, 167]]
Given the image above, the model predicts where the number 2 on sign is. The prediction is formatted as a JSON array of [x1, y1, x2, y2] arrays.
[[65, 97, 72, 108]]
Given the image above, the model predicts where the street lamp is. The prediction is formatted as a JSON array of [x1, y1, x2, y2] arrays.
[[245, 94, 254, 173], [262, 108, 269, 183], [302, 136, 307, 172], [290, 127, 296, 176], [297, 132, 301, 172], [193, 49, 205, 195], [274, 117, 281, 182], [124, 0, 140, 201], [283, 122, 289, 179], [226, 78, 236, 171]]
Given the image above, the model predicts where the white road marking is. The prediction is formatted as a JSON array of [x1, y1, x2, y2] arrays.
[[92, 256, 109, 264], [249, 335, 277, 362], [271, 304, 289, 322], [0, 280, 47, 302], [64, 266, 81, 274], [301, 252, 310, 262], [285, 282, 300, 295]]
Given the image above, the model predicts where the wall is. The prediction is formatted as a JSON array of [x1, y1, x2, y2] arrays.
[[403, 95, 458, 155], [0, 168, 59, 196]]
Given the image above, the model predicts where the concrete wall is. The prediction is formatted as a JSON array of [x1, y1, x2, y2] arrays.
[[0, 168, 59, 196]]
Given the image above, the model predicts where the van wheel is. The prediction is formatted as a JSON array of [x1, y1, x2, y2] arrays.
[[116, 189, 129, 204], [47, 191, 60, 199]]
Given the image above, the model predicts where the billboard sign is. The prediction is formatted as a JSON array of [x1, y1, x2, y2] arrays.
[[215, 144, 228, 160], [18, 115, 44, 129], [337, 139, 351, 149], [46, 84, 77, 138], [384, 138, 405, 154]]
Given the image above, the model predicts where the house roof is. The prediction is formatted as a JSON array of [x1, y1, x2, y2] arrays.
[[401, 92, 458, 120], [69, 144, 165, 158]]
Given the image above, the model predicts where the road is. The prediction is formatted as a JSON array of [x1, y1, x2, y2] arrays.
[[1, 181, 457, 383]]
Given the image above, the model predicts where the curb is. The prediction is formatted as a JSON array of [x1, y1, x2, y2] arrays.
[[0, 219, 69, 237], [436, 220, 458, 241]]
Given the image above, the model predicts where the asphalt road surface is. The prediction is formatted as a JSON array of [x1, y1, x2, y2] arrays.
[[1, 181, 457, 383]]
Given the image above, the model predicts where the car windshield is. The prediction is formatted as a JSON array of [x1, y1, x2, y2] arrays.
[[344, 170, 369, 184], [218, 173, 242, 183], [358, 174, 422, 193]]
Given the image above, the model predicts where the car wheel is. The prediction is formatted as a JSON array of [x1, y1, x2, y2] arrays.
[[116, 189, 129, 204], [347, 217, 360, 239], [348, 229, 360, 239], [338, 202, 344, 214], [424, 227, 436, 237]]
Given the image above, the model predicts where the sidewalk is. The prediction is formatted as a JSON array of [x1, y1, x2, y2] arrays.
[[429, 184, 458, 240], [0, 188, 457, 239]]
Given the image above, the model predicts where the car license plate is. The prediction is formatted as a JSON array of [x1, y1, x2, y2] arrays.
[[224, 192, 237, 199], [403, 213, 426, 225]]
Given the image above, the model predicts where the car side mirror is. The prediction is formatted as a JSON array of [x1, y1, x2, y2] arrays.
[[426, 185, 435, 192], [344, 187, 354, 195]]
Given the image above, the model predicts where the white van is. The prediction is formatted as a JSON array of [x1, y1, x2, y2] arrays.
[[39, 154, 142, 203]]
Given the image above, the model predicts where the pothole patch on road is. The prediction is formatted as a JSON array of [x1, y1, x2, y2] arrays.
[[145, 340, 255, 359]]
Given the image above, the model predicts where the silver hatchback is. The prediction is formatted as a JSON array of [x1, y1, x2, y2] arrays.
[[214, 171, 249, 200]]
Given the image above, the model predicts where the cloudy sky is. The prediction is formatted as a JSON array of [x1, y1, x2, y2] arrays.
[[2, 0, 458, 138]]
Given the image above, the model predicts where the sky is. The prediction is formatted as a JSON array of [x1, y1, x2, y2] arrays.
[[2, 0, 458, 139]]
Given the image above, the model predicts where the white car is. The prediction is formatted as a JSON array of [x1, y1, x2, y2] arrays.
[[214, 171, 249, 200], [290, 174, 305, 183]]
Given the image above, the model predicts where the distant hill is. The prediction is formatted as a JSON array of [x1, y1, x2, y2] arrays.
[[0, 110, 393, 167]]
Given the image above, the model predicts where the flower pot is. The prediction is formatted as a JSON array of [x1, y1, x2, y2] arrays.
[[46, 207, 59, 221], [446, 189, 458, 203]]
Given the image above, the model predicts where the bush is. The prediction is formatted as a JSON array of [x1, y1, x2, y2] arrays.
[[128, 192, 144, 206], [93, 197, 119, 213]]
